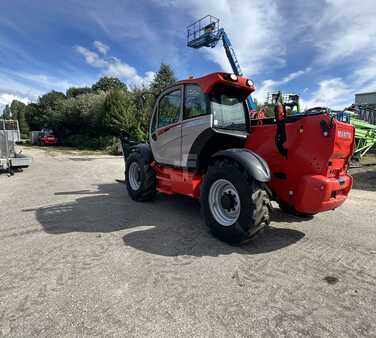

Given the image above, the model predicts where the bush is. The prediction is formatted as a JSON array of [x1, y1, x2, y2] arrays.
[[62, 134, 113, 149], [105, 138, 123, 155], [4, 63, 177, 152]]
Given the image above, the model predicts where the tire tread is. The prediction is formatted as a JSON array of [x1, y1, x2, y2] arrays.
[[202, 158, 270, 244], [126, 152, 156, 202]]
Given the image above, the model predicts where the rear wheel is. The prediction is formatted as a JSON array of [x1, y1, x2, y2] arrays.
[[126, 152, 156, 201], [201, 159, 270, 245]]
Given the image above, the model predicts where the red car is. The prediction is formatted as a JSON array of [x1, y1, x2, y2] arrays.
[[39, 132, 58, 146]]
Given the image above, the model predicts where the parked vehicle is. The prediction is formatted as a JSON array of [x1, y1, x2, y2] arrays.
[[1, 119, 32, 174], [39, 129, 58, 146], [30, 129, 58, 146], [121, 72, 355, 244]]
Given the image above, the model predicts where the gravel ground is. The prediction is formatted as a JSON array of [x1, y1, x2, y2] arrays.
[[1, 147, 376, 337]]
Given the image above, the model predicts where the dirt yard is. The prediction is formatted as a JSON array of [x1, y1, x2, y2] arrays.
[[1, 147, 375, 337]]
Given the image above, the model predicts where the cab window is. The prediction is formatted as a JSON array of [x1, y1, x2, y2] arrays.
[[210, 85, 247, 131], [184, 85, 207, 119], [158, 89, 181, 128]]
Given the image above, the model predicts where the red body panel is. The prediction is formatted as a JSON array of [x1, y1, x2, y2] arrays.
[[177, 72, 255, 97], [245, 114, 355, 214], [152, 114, 355, 214], [151, 162, 202, 199]]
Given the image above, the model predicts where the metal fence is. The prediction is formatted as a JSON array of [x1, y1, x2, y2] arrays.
[[355, 105, 376, 125]]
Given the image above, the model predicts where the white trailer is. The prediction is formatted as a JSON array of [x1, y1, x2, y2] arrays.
[[0, 119, 32, 173]]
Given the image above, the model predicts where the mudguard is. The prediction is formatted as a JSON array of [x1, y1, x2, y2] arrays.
[[129, 143, 153, 163], [212, 148, 271, 182], [119, 132, 139, 162]]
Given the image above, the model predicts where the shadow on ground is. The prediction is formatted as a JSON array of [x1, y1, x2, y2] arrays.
[[351, 167, 376, 191], [24, 182, 305, 257]]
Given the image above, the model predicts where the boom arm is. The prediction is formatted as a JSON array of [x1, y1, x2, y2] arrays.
[[187, 16, 257, 111], [219, 29, 256, 111]]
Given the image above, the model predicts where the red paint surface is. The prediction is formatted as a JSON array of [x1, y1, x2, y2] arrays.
[[245, 114, 355, 214], [152, 71, 355, 215], [177, 72, 255, 98], [152, 114, 354, 214], [40, 135, 58, 145], [151, 162, 202, 199]]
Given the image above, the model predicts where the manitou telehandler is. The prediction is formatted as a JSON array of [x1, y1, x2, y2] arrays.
[[122, 72, 354, 244]]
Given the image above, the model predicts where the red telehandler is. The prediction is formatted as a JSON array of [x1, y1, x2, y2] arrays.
[[122, 72, 355, 244]]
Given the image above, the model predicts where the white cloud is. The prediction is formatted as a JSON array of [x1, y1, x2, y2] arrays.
[[311, 0, 376, 64], [351, 56, 376, 92], [0, 92, 31, 113], [0, 92, 30, 106], [75, 46, 108, 68], [15, 73, 78, 92], [0, 68, 92, 114], [253, 68, 311, 103], [301, 78, 351, 110], [153, 0, 285, 76], [301, 57, 376, 110], [76, 42, 155, 87], [93, 40, 109, 55], [0, 74, 42, 114]]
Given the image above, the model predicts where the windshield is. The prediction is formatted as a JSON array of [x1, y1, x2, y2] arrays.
[[304, 107, 330, 115], [210, 93, 247, 131]]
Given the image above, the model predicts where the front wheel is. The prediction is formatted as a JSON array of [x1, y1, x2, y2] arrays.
[[126, 152, 156, 201], [201, 159, 271, 245]]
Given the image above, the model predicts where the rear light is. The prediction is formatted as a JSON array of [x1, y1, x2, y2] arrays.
[[246, 79, 254, 87], [222, 73, 239, 81]]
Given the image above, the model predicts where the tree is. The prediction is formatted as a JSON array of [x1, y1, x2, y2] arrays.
[[10, 100, 26, 120], [92, 77, 127, 93], [25, 103, 48, 130], [10, 100, 29, 137], [150, 63, 176, 94], [66, 87, 92, 98], [2, 104, 11, 119], [56, 92, 107, 136], [130, 88, 155, 133], [130, 63, 176, 132], [102, 89, 145, 140], [38, 91, 66, 110], [37, 91, 66, 130]]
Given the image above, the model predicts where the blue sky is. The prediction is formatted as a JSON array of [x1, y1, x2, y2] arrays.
[[0, 0, 375, 112]]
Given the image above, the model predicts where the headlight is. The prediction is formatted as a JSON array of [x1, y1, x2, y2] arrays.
[[229, 74, 238, 81], [247, 79, 254, 87]]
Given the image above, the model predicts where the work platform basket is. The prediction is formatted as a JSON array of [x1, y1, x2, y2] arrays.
[[187, 15, 221, 49]]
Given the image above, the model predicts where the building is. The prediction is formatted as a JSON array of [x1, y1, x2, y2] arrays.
[[355, 92, 376, 105], [354, 92, 376, 125]]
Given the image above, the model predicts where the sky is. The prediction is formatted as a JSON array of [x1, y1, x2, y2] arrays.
[[0, 0, 375, 112]]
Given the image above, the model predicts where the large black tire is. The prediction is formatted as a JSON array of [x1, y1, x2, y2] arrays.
[[126, 151, 156, 201], [201, 159, 271, 245]]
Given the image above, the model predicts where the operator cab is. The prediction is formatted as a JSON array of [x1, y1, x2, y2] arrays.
[[149, 72, 254, 169]]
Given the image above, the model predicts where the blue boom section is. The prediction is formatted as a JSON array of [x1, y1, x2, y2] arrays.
[[187, 15, 257, 111]]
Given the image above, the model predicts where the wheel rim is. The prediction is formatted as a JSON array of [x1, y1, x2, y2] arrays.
[[208, 179, 241, 226], [128, 161, 141, 191]]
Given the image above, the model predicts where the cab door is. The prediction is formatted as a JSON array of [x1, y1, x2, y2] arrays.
[[149, 86, 183, 166], [181, 84, 211, 168]]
